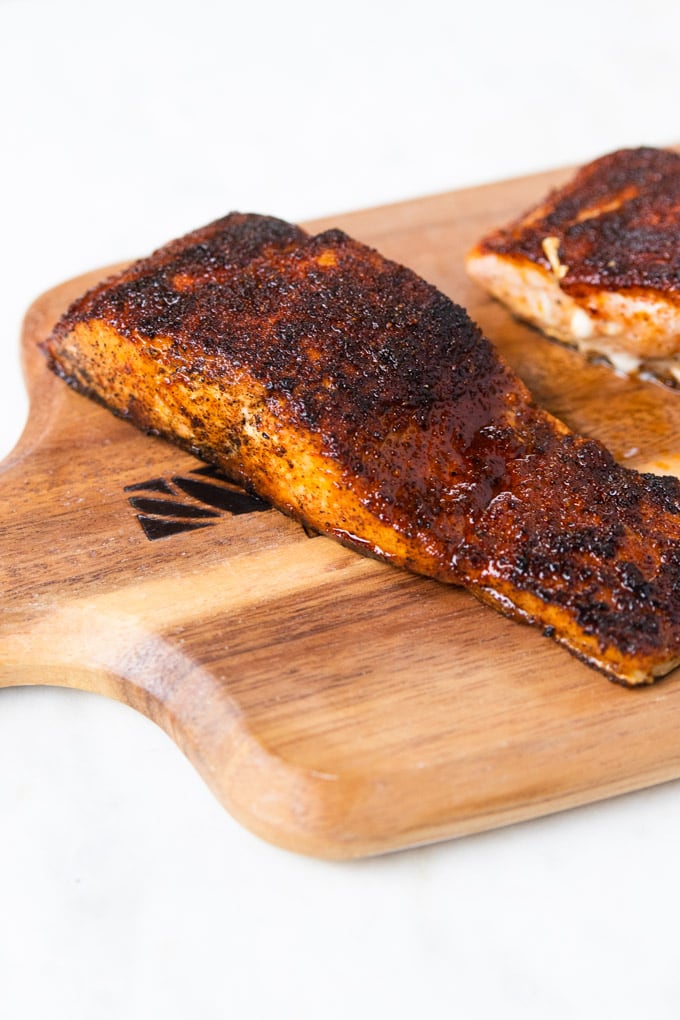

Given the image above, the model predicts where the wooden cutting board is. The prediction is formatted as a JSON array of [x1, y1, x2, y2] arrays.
[[4, 162, 680, 859]]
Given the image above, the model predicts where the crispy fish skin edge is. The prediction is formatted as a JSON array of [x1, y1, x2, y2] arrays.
[[41, 213, 680, 686]]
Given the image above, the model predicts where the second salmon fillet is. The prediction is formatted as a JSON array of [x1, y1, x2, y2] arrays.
[[466, 147, 680, 383]]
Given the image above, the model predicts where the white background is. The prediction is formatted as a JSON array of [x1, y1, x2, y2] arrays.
[[2, 0, 680, 1016]]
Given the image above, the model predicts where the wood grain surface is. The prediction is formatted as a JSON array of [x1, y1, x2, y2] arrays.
[[4, 163, 680, 859]]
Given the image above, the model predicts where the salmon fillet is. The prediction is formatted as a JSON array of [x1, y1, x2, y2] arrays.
[[42, 212, 680, 685], [466, 147, 680, 383]]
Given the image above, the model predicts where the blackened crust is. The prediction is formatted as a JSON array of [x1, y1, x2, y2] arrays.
[[477, 147, 680, 301]]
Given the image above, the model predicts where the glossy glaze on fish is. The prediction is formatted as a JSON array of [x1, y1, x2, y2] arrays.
[[42, 212, 680, 684], [467, 147, 680, 383]]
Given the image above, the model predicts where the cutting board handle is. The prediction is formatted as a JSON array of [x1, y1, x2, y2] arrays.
[[0, 271, 126, 655]]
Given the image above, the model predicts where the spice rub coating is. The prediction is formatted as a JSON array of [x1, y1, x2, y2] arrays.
[[43, 212, 680, 684], [467, 147, 680, 379]]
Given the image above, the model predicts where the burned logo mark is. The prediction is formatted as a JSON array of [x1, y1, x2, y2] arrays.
[[124, 465, 271, 540]]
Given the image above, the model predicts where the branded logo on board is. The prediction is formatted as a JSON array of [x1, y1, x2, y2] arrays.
[[124, 465, 271, 540]]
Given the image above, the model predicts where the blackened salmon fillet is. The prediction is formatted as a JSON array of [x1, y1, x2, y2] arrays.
[[42, 212, 680, 685], [466, 147, 680, 384]]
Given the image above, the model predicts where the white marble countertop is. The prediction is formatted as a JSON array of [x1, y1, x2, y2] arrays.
[[2, 1, 680, 1016]]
